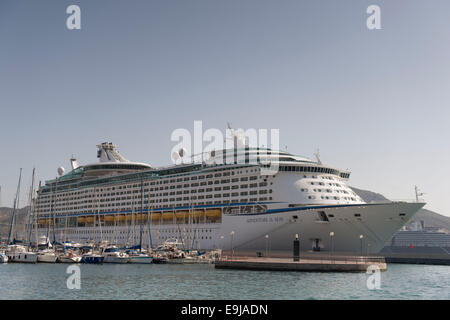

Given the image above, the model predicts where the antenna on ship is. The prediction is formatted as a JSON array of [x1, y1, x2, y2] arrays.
[[415, 186, 425, 202], [314, 149, 322, 165]]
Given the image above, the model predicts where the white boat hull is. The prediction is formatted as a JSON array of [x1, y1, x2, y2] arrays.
[[128, 256, 153, 264], [36, 202, 424, 256], [167, 258, 185, 264], [218, 202, 425, 255], [103, 256, 129, 264], [7, 252, 38, 263], [0, 254, 8, 263], [37, 253, 58, 263], [58, 256, 82, 263]]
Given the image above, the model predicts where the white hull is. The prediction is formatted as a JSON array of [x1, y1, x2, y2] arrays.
[[7, 252, 38, 263], [222, 202, 425, 255], [37, 253, 58, 263], [128, 256, 153, 264], [58, 256, 82, 263], [167, 258, 185, 264], [36, 202, 424, 256], [103, 256, 129, 264], [183, 257, 213, 264], [0, 254, 8, 263]]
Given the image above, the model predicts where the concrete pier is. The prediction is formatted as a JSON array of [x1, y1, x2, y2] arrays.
[[215, 256, 387, 272]]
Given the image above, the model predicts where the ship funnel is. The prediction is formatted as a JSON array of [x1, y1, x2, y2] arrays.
[[96, 142, 130, 163], [70, 155, 79, 170]]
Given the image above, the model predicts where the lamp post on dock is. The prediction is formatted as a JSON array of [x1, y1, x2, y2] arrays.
[[330, 232, 334, 262], [293, 234, 300, 262], [230, 231, 235, 259], [359, 235, 364, 256], [265, 234, 269, 258]]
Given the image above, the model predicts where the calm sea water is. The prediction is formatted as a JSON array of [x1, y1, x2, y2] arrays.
[[0, 263, 448, 300]]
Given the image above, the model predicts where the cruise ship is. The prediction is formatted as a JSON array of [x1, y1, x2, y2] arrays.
[[32, 140, 425, 256]]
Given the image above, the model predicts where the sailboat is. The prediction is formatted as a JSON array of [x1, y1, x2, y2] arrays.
[[36, 235, 58, 263], [80, 242, 104, 264], [127, 181, 152, 264], [31, 178, 57, 263], [6, 169, 38, 263], [57, 241, 81, 263], [102, 244, 129, 263]]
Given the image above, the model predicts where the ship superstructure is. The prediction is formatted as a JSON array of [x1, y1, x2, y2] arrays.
[[33, 142, 425, 255]]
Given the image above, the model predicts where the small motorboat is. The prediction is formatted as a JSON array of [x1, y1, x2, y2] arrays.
[[152, 254, 168, 264], [0, 252, 8, 263], [58, 250, 82, 263], [102, 246, 129, 264], [80, 253, 104, 264], [126, 250, 153, 264], [37, 249, 58, 263], [5, 245, 38, 263]]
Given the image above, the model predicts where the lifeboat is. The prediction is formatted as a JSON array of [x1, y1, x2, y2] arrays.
[[136, 213, 149, 222], [191, 210, 205, 219], [206, 209, 222, 219], [103, 215, 115, 222], [85, 216, 95, 223], [162, 212, 173, 220], [76, 217, 87, 223], [175, 211, 188, 220], [117, 215, 127, 222], [150, 212, 161, 222]]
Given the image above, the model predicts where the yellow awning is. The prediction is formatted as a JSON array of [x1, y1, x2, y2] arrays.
[[162, 212, 174, 220], [76, 217, 86, 223], [206, 209, 222, 218], [175, 211, 188, 219]]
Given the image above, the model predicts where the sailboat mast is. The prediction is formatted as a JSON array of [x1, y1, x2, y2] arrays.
[[148, 190, 154, 250], [35, 181, 42, 249], [139, 177, 144, 252], [26, 168, 36, 245], [52, 177, 59, 245], [63, 184, 71, 243], [95, 187, 104, 244], [7, 168, 22, 244]]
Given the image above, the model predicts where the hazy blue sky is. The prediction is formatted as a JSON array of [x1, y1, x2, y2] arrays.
[[0, 1, 449, 216]]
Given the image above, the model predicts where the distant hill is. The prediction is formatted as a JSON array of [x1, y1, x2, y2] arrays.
[[350, 187, 390, 204], [0, 207, 30, 240], [351, 187, 450, 232]]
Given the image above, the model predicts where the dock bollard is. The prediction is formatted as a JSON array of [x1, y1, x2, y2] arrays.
[[293, 234, 300, 262]]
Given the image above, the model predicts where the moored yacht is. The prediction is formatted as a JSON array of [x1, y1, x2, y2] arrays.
[[127, 250, 153, 264], [102, 246, 129, 263], [6, 245, 38, 263], [0, 252, 8, 263], [37, 249, 58, 263]]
